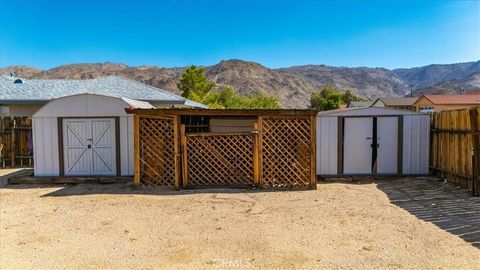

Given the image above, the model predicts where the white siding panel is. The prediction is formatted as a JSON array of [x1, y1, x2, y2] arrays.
[[119, 115, 134, 176], [316, 117, 337, 175], [120, 116, 129, 176], [33, 117, 59, 176], [419, 116, 430, 174], [402, 116, 412, 174], [402, 115, 430, 175], [127, 115, 134, 175]]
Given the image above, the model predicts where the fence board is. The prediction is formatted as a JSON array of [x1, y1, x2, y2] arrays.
[[431, 107, 480, 196], [0, 117, 33, 168]]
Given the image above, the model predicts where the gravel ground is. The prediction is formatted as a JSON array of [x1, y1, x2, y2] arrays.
[[0, 180, 479, 269]]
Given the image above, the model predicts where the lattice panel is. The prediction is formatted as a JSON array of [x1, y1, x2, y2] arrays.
[[186, 134, 254, 187], [139, 117, 175, 186], [261, 117, 312, 188]]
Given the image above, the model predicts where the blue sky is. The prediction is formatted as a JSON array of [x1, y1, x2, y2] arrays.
[[0, 0, 479, 69]]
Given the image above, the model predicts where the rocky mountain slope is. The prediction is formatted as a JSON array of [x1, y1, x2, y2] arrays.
[[393, 61, 480, 89], [1, 60, 478, 108]]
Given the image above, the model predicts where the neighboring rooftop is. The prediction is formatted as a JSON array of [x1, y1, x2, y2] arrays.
[[347, 101, 373, 108], [0, 75, 207, 108], [418, 94, 480, 105], [374, 97, 419, 106]]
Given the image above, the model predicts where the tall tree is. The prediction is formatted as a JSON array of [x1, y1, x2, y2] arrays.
[[177, 65, 215, 101]]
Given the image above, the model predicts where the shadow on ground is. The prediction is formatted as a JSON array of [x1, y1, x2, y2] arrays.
[[374, 177, 480, 249], [2, 181, 289, 196], [3, 175, 479, 248]]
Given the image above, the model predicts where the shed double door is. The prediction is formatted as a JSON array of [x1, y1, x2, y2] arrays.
[[63, 118, 117, 176], [343, 117, 398, 174]]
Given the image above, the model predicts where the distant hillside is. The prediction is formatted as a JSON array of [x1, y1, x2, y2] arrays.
[[393, 61, 480, 89], [1, 60, 478, 108]]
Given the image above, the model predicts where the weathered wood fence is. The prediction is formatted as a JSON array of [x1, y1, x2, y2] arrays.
[[430, 107, 480, 196], [131, 109, 317, 190], [0, 117, 33, 168]]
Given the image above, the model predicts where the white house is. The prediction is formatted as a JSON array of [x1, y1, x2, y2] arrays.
[[316, 107, 430, 176]]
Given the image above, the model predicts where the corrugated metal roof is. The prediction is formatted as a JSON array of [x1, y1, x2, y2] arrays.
[[421, 94, 480, 105], [0, 75, 207, 108]]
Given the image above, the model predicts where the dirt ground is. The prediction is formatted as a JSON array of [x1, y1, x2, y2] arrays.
[[1, 179, 479, 269]]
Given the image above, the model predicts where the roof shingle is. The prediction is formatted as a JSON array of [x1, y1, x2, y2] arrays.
[[0, 75, 207, 108]]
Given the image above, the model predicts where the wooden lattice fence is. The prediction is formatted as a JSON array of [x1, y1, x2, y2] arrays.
[[131, 109, 317, 190], [183, 132, 254, 187], [430, 107, 480, 196], [136, 116, 177, 186], [0, 117, 33, 168], [261, 117, 314, 188]]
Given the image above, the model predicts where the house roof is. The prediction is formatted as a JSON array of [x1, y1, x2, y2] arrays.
[[348, 101, 373, 108], [0, 75, 207, 108], [417, 94, 480, 105], [374, 97, 418, 106]]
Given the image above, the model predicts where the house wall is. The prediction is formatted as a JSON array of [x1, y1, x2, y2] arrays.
[[414, 97, 476, 112], [0, 104, 44, 117], [32, 94, 135, 177]]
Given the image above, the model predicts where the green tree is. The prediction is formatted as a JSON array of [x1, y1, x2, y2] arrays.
[[242, 92, 280, 109], [310, 85, 366, 111], [177, 67, 280, 109], [310, 85, 343, 111], [206, 86, 280, 109], [177, 65, 215, 102], [342, 90, 364, 104]]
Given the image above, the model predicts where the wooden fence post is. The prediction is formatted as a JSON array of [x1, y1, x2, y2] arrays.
[[133, 115, 140, 187], [180, 124, 188, 188], [11, 118, 15, 167], [173, 116, 180, 190], [253, 122, 260, 187], [310, 115, 317, 190], [469, 108, 480, 196], [257, 116, 263, 187]]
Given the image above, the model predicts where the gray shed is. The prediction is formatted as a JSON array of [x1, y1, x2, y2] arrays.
[[316, 107, 430, 176]]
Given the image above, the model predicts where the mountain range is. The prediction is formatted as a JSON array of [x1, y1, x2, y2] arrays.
[[1, 60, 478, 108]]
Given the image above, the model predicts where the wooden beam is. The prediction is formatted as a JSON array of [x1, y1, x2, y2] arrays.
[[253, 122, 260, 186], [310, 115, 317, 190], [8, 176, 132, 185], [257, 116, 264, 187], [173, 115, 180, 190], [469, 107, 480, 196], [126, 108, 319, 117], [180, 124, 188, 188], [133, 115, 140, 187], [11, 119, 15, 167]]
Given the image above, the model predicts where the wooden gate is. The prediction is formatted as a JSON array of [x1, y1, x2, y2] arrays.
[[135, 116, 178, 187], [182, 131, 255, 187], [261, 116, 315, 188]]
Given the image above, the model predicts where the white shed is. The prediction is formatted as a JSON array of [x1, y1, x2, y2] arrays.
[[316, 107, 430, 176], [32, 93, 153, 177]]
